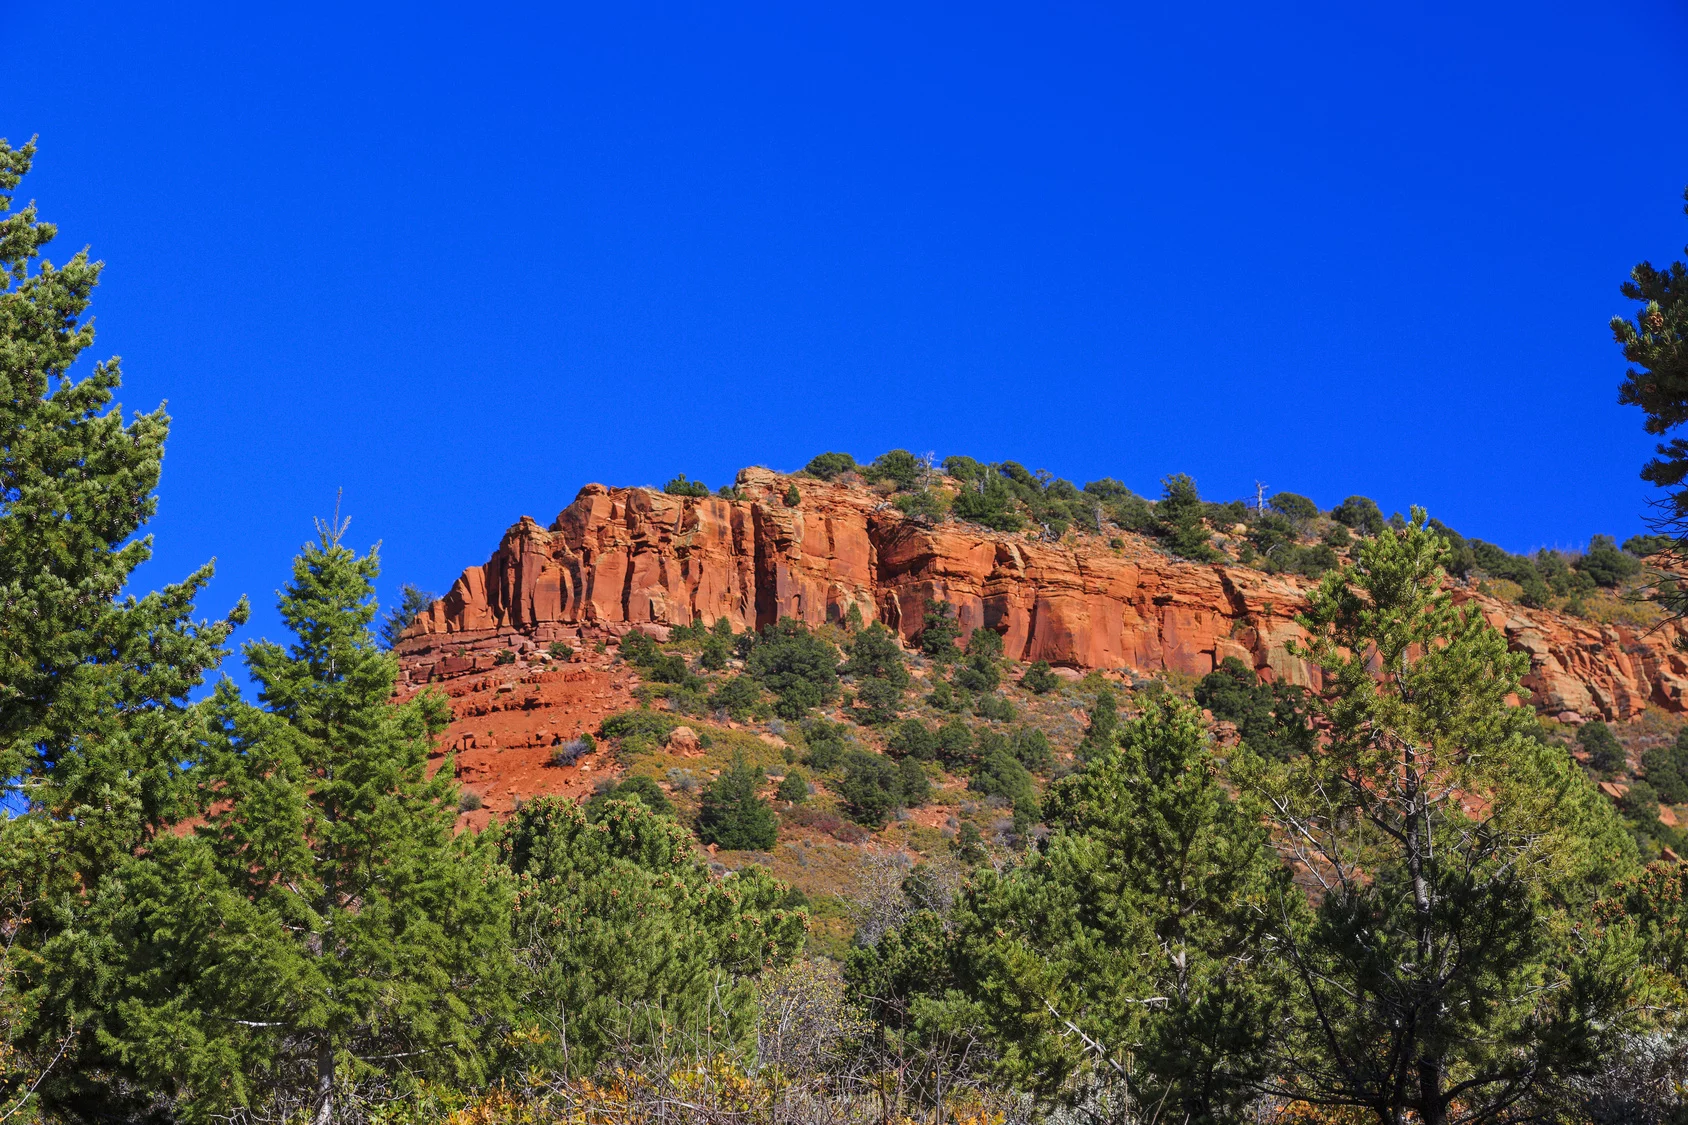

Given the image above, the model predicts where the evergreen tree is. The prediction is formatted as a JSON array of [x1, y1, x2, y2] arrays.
[[504, 795, 805, 1075], [82, 525, 512, 1125], [696, 755, 778, 850], [1156, 474, 1219, 561], [950, 699, 1290, 1121], [0, 137, 246, 1117], [1248, 511, 1644, 1124], [378, 582, 436, 649], [1614, 187, 1688, 533]]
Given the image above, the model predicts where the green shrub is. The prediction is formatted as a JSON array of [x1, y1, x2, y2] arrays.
[[1021, 660, 1060, 694], [1624, 533, 1674, 557], [1323, 523, 1352, 548], [804, 452, 858, 480], [601, 709, 677, 751], [646, 652, 691, 684], [838, 749, 929, 825], [1156, 474, 1219, 561], [974, 693, 1016, 722], [776, 772, 809, 803], [1331, 495, 1386, 536], [745, 618, 840, 719], [898, 756, 931, 808], [863, 449, 922, 490], [457, 789, 483, 812], [708, 674, 763, 719], [495, 649, 517, 665], [926, 679, 965, 712], [587, 774, 674, 819], [887, 719, 938, 760], [548, 640, 575, 660], [696, 756, 778, 850], [1577, 721, 1626, 775], [936, 718, 975, 766], [842, 623, 909, 685], [663, 474, 711, 498], [1269, 492, 1320, 522], [852, 677, 903, 726], [699, 633, 732, 670], [1576, 534, 1642, 588], [1620, 778, 1663, 825], [952, 820, 988, 864], [970, 745, 1040, 829], [1008, 726, 1053, 770], [379, 582, 438, 649], [951, 471, 1024, 531], [619, 629, 661, 666], [800, 719, 852, 771], [1193, 657, 1314, 761], [716, 484, 746, 501], [784, 483, 801, 506], [919, 599, 962, 662], [894, 489, 947, 522], [1643, 732, 1688, 804]]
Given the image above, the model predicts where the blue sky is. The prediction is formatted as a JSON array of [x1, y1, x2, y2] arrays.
[[4, 1, 1687, 651]]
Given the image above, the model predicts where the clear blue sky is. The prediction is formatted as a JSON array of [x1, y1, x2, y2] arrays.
[[4, 2, 1687, 650]]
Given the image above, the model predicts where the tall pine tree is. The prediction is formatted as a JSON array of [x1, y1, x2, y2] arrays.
[[85, 521, 510, 1124], [0, 136, 245, 1118]]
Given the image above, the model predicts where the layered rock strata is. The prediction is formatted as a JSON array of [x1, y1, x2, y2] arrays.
[[396, 468, 1688, 723]]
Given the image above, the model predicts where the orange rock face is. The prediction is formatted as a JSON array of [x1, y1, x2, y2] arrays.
[[395, 468, 1688, 724]]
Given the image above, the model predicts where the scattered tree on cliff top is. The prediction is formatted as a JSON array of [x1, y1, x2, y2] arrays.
[[1156, 473, 1220, 561], [0, 136, 247, 1119], [83, 524, 511, 1125], [804, 451, 857, 480], [1614, 186, 1688, 540], [378, 581, 436, 649], [1243, 511, 1643, 1125]]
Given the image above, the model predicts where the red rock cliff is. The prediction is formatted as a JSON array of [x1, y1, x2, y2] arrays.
[[396, 468, 1688, 723]]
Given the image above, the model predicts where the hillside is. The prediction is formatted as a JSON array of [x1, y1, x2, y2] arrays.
[[391, 462, 1688, 944]]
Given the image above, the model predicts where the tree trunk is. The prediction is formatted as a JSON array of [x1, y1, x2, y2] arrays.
[[311, 1036, 334, 1125]]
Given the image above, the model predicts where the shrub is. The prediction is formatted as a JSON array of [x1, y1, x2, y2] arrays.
[[1323, 523, 1352, 548], [894, 488, 947, 522], [852, 677, 903, 726], [776, 772, 809, 803], [646, 651, 691, 684], [952, 821, 988, 864], [898, 756, 931, 808], [925, 679, 965, 712], [1624, 533, 1675, 557], [1021, 660, 1060, 694], [745, 618, 841, 719], [800, 719, 852, 771], [936, 718, 975, 766], [495, 649, 517, 665], [784, 483, 801, 507], [1331, 495, 1386, 536], [548, 640, 575, 661], [1577, 721, 1626, 775], [1576, 534, 1642, 588], [1620, 778, 1663, 825], [601, 709, 677, 751], [663, 474, 711, 497], [918, 599, 962, 662], [839, 749, 929, 825], [551, 735, 595, 767], [379, 582, 437, 649], [863, 449, 922, 490], [696, 756, 778, 850], [1156, 474, 1219, 561], [1643, 729, 1688, 804], [1010, 726, 1054, 770], [842, 623, 910, 685], [699, 632, 732, 670], [716, 484, 746, 501], [970, 745, 1040, 829], [1269, 492, 1320, 523], [954, 656, 1000, 694], [586, 774, 674, 819], [887, 719, 938, 760], [619, 629, 661, 666], [707, 674, 763, 719], [1194, 657, 1314, 761], [804, 452, 858, 480], [975, 693, 1016, 722], [951, 470, 1024, 531], [458, 790, 484, 812]]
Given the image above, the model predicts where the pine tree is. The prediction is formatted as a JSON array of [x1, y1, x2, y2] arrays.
[[950, 698, 1289, 1122], [85, 523, 511, 1125], [1248, 510, 1644, 1125], [0, 137, 245, 1118]]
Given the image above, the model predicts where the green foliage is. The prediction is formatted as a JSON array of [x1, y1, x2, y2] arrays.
[[842, 623, 910, 686], [744, 618, 840, 719], [799, 719, 852, 771], [698, 631, 731, 670], [599, 708, 677, 755], [619, 628, 661, 666], [0, 141, 251, 1116], [662, 473, 710, 497], [784, 483, 801, 506], [1330, 494, 1386, 536], [1269, 491, 1319, 522], [838, 749, 929, 825], [886, 718, 938, 760], [1085, 477, 1157, 533], [1578, 720, 1627, 776], [803, 451, 858, 480], [1155, 473, 1219, 561], [1076, 685, 1118, 760], [851, 678, 903, 726], [504, 795, 803, 1074], [974, 692, 1016, 722], [863, 449, 921, 490], [950, 699, 1289, 1119], [696, 756, 778, 850], [1621, 778, 1663, 824], [925, 678, 964, 712], [917, 599, 962, 662], [969, 743, 1039, 830], [1613, 189, 1688, 529], [935, 717, 975, 766], [949, 466, 1024, 531], [1643, 730, 1688, 804], [1248, 509, 1643, 1123], [1625, 533, 1675, 557], [1577, 533, 1643, 587], [495, 648, 517, 665], [379, 582, 436, 649], [707, 674, 762, 719], [1020, 660, 1060, 694], [83, 529, 511, 1124], [1193, 657, 1314, 761], [776, 772, 809, 803], [548, 640, 574, 661], [586, 774, 674, 820], [892, 488, 946, 522]]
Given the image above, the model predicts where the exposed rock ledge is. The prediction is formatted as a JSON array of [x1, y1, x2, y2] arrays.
[[396, 468, 1688, 723]]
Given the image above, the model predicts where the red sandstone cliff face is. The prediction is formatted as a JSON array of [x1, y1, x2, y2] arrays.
[[396, 468, 1688, 723]]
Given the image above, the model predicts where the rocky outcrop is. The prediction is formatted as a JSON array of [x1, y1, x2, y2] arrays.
[[395, 468, 1688, 723]]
